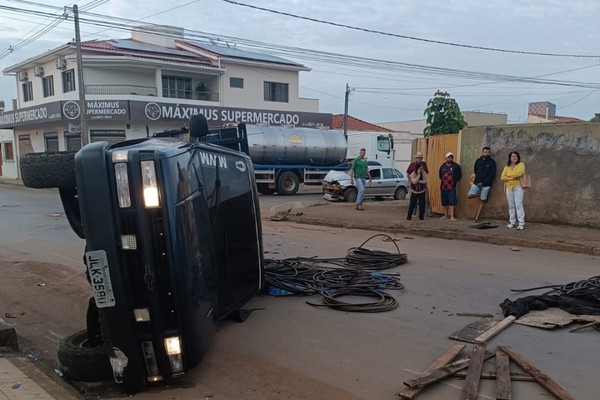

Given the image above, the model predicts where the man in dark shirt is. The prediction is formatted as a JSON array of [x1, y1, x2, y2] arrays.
[[439, 152, 462, 221], [468, 146, 496, 222]]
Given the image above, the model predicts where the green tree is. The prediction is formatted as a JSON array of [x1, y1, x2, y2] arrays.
[[423, 90, 467, 137], [590, 113, 600, 122]]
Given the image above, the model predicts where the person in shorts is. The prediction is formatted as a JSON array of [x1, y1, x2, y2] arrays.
[[468, 146, 496, 222], [439, 152, 462, 220]]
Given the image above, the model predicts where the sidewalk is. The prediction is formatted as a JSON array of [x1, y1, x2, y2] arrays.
[[286, 200, 600, 256]]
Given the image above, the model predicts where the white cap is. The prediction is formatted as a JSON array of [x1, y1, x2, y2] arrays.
[[445, 152, 454, 158]]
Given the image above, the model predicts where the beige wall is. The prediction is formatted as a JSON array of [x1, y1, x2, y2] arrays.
[[457, 123, 600, 228]]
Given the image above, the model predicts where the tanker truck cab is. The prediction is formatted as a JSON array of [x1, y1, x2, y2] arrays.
[[73, 114, 263, 393], [346, 132, 395, 169]]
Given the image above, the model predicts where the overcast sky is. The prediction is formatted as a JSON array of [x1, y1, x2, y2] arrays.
[[1, 0, 600, 124]]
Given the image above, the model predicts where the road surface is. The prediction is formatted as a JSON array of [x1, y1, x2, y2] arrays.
[[0, 184, 598, 399]]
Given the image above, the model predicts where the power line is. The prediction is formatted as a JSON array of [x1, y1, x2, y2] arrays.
[[221, 0, 600, 59]]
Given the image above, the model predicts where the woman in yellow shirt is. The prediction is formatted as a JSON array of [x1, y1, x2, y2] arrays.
[[500, 151, 526, 230]]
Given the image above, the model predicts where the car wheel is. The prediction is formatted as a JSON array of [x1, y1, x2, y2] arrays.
[[344, 188, 357, 203], [57, 330, 113, 382], [394, 186, 408, 200], [276, 171, 300, 196], [20, 152, 77, 189]]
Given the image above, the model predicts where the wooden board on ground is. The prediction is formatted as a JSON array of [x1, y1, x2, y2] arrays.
[[474, 316, 516, 344], [449, 318, 498, 343], [499, 346, 575, 400], [397, 344, 465, 400], [516, 307, 600, 329], [463, 343, 487, 400], [495, 347, 512, 400]]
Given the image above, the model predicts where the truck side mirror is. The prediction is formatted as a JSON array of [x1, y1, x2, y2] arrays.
[[189, 114, 209, 140]]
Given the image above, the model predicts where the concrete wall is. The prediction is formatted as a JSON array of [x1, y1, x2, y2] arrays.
[[457, 123, 600, 228]]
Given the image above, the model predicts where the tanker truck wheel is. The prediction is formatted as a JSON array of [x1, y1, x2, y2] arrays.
[[257, 184, 276, 195], [276, 172, 300, 195]]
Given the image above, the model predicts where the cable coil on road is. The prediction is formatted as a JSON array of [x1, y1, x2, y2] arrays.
[[264, 234, 407, 312]]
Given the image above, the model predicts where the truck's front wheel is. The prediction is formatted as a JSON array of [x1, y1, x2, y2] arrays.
[[276, 171, 300, 195]]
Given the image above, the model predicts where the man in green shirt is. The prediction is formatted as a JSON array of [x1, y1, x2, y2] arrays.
[[349, 148, 372, 210]]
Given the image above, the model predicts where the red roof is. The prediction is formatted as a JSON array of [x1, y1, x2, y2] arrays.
[[529, 113, 583, 123], [332, 114, 391, 132]]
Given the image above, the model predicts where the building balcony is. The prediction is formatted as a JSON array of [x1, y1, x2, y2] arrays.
[[85, 85, 157, 96]]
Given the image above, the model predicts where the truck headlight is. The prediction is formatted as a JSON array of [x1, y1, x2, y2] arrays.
[[164, 336, 184, 373], [114, 163, 131, 208], [141, 161, 160, 208]]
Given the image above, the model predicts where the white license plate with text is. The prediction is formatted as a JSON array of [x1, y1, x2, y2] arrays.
[[85, 250, 116, 308]]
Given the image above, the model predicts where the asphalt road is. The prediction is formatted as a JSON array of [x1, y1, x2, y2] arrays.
[[1, 184, 598, 399]]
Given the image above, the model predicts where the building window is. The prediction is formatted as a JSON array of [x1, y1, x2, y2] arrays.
[[62, 69, 76, 93], [162, 76, 192, 99], [65, 132, 82, 152], [23, 82, 33, 102], [230, 77, 244, 88], [2, 143, 14, 162], [43, 76, 54, 97], [18, 134, 33, 156], [264, 81, 288, 102], [44, 132, 59, 152]]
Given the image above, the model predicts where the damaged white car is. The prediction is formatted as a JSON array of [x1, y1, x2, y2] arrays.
[[322, 166, 409, 203]]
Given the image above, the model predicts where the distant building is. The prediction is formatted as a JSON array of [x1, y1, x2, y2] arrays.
[[332, 114, 390, 132], [527, 101, 583, 123], [378, 111, 508, 135]]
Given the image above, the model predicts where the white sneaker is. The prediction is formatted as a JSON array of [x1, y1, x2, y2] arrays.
[[506, 224, 515, 229], [516, 225, 524, 230]]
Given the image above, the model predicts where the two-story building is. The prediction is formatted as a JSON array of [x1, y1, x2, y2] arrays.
[[0, 25, 331, 178]]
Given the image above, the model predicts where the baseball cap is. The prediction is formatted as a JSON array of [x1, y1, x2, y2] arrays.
[[445, 152, 454, 158]]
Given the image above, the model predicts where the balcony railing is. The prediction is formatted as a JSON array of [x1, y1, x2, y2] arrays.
[[85, 85, 157, 96]]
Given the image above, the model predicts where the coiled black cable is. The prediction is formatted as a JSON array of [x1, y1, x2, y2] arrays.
[[264, 234, 407, 312]]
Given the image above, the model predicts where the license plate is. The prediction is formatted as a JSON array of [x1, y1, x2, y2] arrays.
[[85, 250, 116, 308]]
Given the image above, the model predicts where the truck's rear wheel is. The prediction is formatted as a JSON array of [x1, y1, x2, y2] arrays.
[[57, 330, 113, 382], [276, 171, 299, 195], [20, 152, 77, 189], [257, 183, 276, 195]]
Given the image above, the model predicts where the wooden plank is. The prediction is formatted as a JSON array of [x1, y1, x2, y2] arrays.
[[403, 352, 493, 390], [463, 343, 487, 400], [397, 344, 465, 399], [496, 347, 512, 400], [569, 321, 600, 332], [453, 371, 534, 382], [499, 346, 576, 400], [449, 318, 498, 343], [474, 316, 516, 344]]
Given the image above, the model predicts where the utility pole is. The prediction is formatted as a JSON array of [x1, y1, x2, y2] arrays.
[[343, 83, 351, 140], [73, 5, 88, 146]]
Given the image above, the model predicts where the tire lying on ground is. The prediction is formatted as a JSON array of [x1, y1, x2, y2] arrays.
[[20, 152, 77, 189], [57, 330, 113, 382]]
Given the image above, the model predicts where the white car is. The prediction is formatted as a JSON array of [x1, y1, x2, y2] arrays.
[[322, 166, 409, 202]]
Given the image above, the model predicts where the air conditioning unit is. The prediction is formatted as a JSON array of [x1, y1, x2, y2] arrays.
[[55, 58, 67, 70], [17, 71, 28, 82], [33, 66, 44, 77]]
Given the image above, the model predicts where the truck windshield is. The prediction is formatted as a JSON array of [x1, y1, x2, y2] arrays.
[[376, 135, 391, 153]]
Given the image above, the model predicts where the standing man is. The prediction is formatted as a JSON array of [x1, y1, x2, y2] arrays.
[[406, 152, 429, 174], [439, 152, 462, 220], [468, 146, 496, 222], [349, 148, 372, 210]]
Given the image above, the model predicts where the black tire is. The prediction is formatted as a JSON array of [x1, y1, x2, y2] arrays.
[[344, 188, 357, 203], [20, 152, 77, 189], [57, 330, 113, 382], [257, 183, 276, 195], [276, 171, 300, 196], [394, 186, 408, 200]]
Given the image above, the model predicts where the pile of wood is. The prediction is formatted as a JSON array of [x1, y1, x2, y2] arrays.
[[397, 316, 575, 399]]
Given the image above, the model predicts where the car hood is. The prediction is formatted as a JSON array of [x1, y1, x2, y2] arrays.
[[323, 170, 351, 183]]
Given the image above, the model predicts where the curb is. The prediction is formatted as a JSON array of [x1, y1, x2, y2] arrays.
[[287, 216, 600, 256], [0, 318, 18, 350]]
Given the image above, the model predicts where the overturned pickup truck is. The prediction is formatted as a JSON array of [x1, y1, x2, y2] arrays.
[[20, 115, 264, 393]]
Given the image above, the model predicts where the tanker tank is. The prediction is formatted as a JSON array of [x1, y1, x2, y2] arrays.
[[245, 125, 347, 166]]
